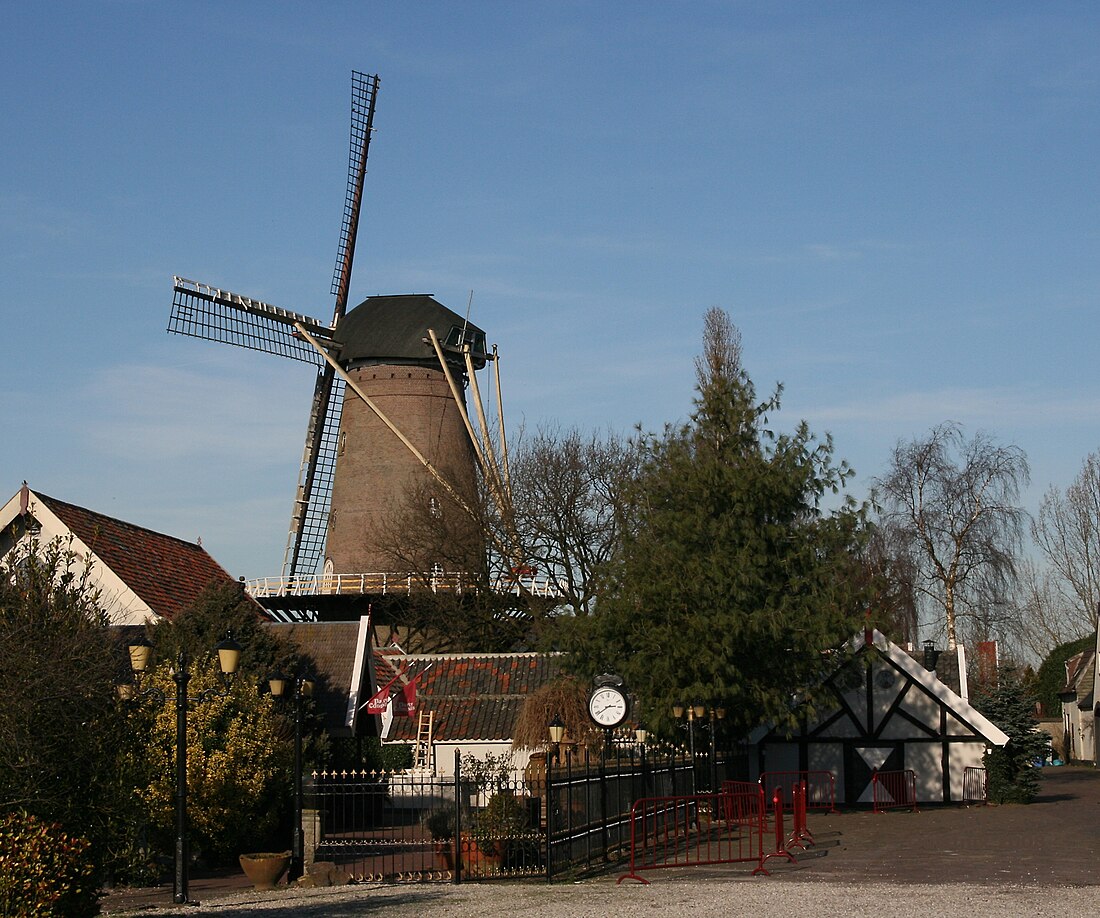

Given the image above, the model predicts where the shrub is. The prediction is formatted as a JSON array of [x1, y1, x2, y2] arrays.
[[975, 668, 1050, 804], [0, 812, 100, 917]]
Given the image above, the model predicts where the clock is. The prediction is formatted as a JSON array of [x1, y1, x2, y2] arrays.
[[588, 685, 629, 728]]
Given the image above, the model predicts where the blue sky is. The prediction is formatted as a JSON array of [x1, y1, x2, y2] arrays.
[[2, 2, 1099, 579]]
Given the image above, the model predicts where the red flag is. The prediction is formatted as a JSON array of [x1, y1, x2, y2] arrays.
[[392, 679, 417, 717], [361, 671, 402, 715]]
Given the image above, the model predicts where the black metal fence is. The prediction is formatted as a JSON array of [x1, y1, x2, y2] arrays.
[[546, 745, 747, 878], [305, 744, 748, 883]]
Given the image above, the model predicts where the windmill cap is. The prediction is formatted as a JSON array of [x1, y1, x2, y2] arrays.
[[334, 294, 488, 369]]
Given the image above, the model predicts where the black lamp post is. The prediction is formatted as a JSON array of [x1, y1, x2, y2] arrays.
[[673, 702, 707, 793], [707, 707, 725, 794], [548, 715, 566, 765], [268, 669, 314, 882], [126, 632, 243, 906]]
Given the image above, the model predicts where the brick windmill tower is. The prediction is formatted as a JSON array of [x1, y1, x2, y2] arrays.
[[167, 73, 507, 614]]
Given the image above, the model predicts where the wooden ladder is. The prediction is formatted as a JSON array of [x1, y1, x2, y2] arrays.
[[413, 710, 434, 771]]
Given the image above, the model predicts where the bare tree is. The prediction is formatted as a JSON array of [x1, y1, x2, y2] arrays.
[[1006, 558, 1089, 663], [872, 423, 1029, 648], [509, 427, 640, 616], [1031, 451, 1100, 638], [861, 520, 920, 646], [370, 427, 639, 651]]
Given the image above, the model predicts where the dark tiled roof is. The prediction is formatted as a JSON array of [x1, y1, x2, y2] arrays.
[[37, 492, 245, 621], [379, 652, 560, 743], [903, 644, 963, 696], [1062, 649, 1095, 704], [268, 622, 368, 737]]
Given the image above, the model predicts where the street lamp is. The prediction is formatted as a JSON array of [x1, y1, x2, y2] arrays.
[[268, 669, 314, 882], [548, 715, 566, 765], [125, 631, 243, 905], [672, 702, 699, 792]]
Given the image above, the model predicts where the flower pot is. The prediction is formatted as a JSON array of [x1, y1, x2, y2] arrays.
[[434, 839, 455, 872], [239, 851, 291, 890]]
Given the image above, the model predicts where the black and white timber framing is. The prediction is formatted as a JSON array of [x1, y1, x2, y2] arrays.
[[750, 629, 1009, 805]]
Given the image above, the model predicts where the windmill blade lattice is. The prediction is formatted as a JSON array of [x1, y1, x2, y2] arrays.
[[168, 278, 330, 365], [283, 372, 346, 579], [331, 71, 379, 318]]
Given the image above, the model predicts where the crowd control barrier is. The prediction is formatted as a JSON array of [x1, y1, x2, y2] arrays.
[[962, 766, 987, 806], [787, 781, 814, 849], [617, 788, 774, 885], [871, 769, 919, 813]]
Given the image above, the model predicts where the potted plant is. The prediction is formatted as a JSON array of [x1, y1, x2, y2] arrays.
[[423, 805, 456, 872], [238, 851, 291, 890], [468, 791, 531, 874]]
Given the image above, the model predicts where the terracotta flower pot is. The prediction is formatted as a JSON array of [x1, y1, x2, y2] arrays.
[[239, 851, 291, 890]]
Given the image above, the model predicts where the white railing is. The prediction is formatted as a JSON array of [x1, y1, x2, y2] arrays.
[[245, 571, 565, 599]]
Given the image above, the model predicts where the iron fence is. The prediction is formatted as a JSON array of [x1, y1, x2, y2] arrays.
[[305, 744, 749, 883]]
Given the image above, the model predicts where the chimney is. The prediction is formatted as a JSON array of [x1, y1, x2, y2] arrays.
[[923, 639, 940, 670]]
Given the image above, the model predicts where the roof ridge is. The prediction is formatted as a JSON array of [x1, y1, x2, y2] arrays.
[[35, 491, 207, 550]]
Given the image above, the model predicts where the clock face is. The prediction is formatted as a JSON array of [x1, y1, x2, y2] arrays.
[[588, 686, 628, 728]]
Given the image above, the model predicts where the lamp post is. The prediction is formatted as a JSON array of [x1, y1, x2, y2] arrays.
[[673, 702, 708, 793], [126, 632, 243, 906], [707, 707, 725, 794], [268, 669, 314, 882], [548, 715, 566, 765]]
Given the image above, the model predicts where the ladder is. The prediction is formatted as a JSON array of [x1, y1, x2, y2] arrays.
[[412, 710, 434, 772]]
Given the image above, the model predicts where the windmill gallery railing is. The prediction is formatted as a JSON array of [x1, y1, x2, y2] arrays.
[[246, 570, 564, 599]]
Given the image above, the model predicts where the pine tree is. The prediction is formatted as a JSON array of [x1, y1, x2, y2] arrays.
[[975, 668, 1048, 803], [570, 310, 871, 735]]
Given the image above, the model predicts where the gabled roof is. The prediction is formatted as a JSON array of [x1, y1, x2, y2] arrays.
[[1061, 648, 1096, 710], [858, 630, 1008, 745], [0, 484, 251, 625], [752, 628, 1008, 747], [267, 617, 373, 737], [377, 650, 561, 743]]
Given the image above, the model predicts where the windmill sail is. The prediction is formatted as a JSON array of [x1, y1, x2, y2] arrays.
[[283, 371, 346, 579], [285, 71, 379, 580], [168, 278, 330, 364], [331, 71, 379, 320]]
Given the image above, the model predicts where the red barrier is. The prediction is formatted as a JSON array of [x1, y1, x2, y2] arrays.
[[871, 769, 919, 813], [962, 766, 987, 806], [617, 790, 772, 885], [759, 770, 838, 813], [764, 789, 798, 866], [787, 781, 814, 849]]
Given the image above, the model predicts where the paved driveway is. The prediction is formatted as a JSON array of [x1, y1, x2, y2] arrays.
[[103, 765, 1100, 916], [768, 764, 1100, 886]]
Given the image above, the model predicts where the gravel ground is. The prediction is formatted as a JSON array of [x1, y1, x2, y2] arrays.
[[106, 877, 1095, 918]]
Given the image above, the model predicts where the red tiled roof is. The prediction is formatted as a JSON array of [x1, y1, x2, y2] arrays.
[[378, 651, 560, 742], [38, 492, 246, 621]]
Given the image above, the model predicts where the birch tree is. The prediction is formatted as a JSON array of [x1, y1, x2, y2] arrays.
[[872, 423, 1028, 649]]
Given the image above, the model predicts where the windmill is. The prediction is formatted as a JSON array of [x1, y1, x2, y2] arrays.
[[167, 72, 510, 601]]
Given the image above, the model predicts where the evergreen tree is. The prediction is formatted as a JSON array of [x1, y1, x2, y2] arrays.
[[569, 310, 871, 735], [974, 668, 1048, 803], [0, 536, 139, 879], [1033, 634, 1093, 716]]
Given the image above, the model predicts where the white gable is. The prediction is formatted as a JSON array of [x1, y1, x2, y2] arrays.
[[863, 629, 1009, 746], [0, 487, 158, 626]]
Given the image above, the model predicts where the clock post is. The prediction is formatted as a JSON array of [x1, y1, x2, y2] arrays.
[[587, 674, 630, 754]]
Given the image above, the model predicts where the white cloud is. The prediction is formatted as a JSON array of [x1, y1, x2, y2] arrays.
[[794, 385, 1100, 429]]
